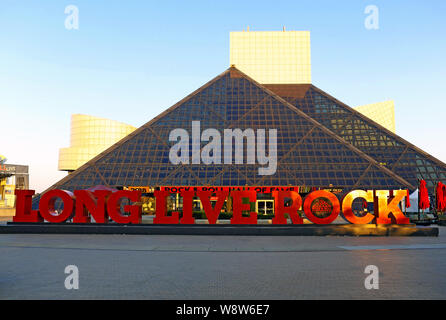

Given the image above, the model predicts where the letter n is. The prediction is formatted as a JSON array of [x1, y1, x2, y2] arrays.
[[73, 190, 110, 223]]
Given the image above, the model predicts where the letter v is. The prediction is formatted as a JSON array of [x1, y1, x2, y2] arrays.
[[197, 191, 229, 224]]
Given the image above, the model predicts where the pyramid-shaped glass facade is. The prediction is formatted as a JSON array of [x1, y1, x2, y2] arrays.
[[39, 67, 422, 203], [265, 84, 446, 193]]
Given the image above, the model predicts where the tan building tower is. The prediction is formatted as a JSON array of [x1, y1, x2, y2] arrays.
[[230, 29, 312, 84], [230, 28, 395, 132], [58, 114, 136, 172]]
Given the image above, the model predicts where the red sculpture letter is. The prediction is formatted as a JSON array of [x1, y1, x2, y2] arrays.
[[73, 190, 110, 223], [39, 189, 75, 223], [13, 189, 43, 223], [230, 190, 257, 224], [341, 190, 375, 224], [303, 190, 340, 224], [272, 191, 303, 224], [179, 191, 195, 224], [107, 190, 141, 224], [197, 191, 229, 224], [375, 190, 410, 224], [153, 190, 179, 224]]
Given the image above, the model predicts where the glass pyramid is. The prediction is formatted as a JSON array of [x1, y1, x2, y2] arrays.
[[37, 67, 417, 204], [264, 84, 446, 193]]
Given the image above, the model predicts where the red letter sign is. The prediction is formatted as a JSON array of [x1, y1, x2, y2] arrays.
[[303, 190, 340, 224], [375, 190, 410, 224], [230, 190, 257, 224], [13, 190, 43, 223], [179, 191, 195, 224], [73, 190, 111, 223], [341, 190, 375, 224], [272, 191, 303, 224], [39, 190, 75, 223], [153, 190, 179, 224], [197, 191, 229, 224], [107, 190, 142, 224]]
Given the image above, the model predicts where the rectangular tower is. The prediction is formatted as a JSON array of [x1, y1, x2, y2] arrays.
[[230, 30, 311, 84]]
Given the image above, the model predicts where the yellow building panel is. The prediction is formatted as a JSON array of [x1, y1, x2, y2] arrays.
[[58, 114, 136, 171], [354, 100, 396, 133], [230, 30, 312, 84]]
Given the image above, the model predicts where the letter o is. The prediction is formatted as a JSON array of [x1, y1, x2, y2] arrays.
[[39, 190, 75, 223], [303, 190, 340, 224]]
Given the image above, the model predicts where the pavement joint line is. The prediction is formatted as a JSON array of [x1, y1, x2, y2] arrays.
[[0, 244, 348, 253], [10, 243, 446, 252], [338, 243, 446, 251]]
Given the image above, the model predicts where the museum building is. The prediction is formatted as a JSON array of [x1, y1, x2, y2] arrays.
[[31, 66, 446, 213], [31, 30, 446, 215]]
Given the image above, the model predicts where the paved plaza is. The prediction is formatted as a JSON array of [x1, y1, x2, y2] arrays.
[[1, 227, 445, 299]]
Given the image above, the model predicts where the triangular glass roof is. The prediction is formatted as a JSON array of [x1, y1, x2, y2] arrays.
[[265, 84, 446, 193], [41, 67, 414, 197]]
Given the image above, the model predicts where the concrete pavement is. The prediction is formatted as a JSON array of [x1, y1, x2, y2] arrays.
[[1, 228, 445, 299]]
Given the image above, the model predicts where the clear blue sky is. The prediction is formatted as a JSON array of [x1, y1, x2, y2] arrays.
[[1, 0, 445, 192]]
